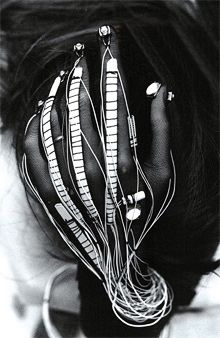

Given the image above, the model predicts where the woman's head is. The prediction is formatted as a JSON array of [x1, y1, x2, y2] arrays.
[[1, 0, 219, 335]]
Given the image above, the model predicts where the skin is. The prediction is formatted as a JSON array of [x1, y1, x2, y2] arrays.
[[23, 28, 172, 267], [0, 27, 219, 338]]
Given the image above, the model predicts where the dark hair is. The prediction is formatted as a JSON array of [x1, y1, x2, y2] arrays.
[[1, 0, 219, 336]]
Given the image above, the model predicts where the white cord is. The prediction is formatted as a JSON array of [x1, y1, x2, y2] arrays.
[[23, 42, 177, 328]]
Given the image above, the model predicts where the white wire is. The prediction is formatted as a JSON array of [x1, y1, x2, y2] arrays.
[[23, 43, 177, 329]]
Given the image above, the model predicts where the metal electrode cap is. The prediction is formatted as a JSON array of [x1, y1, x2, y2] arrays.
[[99, 25, 111, 37]]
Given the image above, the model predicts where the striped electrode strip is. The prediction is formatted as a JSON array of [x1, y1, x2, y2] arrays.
[[105, 58, 118, 225], [68, 67, 98, 219], [54, 203, 99, 264], [41, 75, 83, 221], [128, 115, 138, 148]]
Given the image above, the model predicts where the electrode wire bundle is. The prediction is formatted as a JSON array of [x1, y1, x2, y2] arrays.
[[22, 26, 176, 330]]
